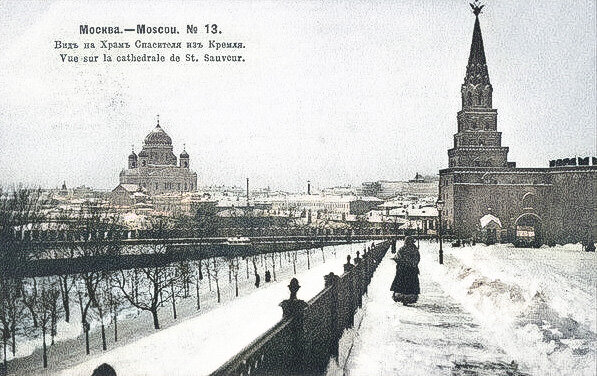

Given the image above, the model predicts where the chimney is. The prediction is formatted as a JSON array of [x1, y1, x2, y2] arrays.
[[246, 178, 249, 206], [307, 180, 311, 195]]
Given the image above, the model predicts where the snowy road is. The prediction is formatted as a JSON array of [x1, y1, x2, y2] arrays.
[[343, 245, 524, 376], [342, 241, 596, 376]]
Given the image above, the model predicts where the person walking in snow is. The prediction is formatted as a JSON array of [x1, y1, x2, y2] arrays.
[[390, 236, 420, 305]]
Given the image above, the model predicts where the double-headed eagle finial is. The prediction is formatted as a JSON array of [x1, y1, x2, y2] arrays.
[[470, 0, 485, 16]]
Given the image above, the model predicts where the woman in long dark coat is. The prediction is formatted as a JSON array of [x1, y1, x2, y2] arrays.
[[390, 236, 420, 305]]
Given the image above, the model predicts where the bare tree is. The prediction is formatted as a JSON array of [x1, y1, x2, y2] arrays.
[[227, 257, 240, 297], [75, 278, 92, 355], [270, 252, 277, 281], [0, 186, 48, 368], [72, 203, 123, 353], [34, 278, 60, 368], [52, 210, 78, 323], [193, 261, 202, 311], [86, 272, 110, 351], [0, 278, 25, 370], [306, 248, 311, 270], [291, 251, 298, 274], [207, 257, 225, 303], [21, 279, 39, 329], [0, 186, 48, 271], [115, 266, 170, 330], [104, 275, 126, 343], [167, 267, 180, 320], [57, 274, 75, 323], [177, 261, 192, 298]]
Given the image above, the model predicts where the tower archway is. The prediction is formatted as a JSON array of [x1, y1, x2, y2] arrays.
[[514, 213, 542, 247]]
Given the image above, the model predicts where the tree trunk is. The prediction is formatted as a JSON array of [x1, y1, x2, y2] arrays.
[[151, 309, 160, 329], [60, 277, 70, 323], [171, 281, 177, 320], [215, 278, 221, 303], [271, 254, 276, 281], [26, 306, 38, 328], [307, 250, 311, 269], [84, 325, 90, 355], [245, 258, 249, 279], [42, 326, 47, 368], [321, 247, 325, 262], [195, 275, 201, 311], [3, 337, 7, 371], [50, 310, 57, 346], [234, 273, 238, 297], [101, 323, 107, 350], [206, 263, 212, 291], [113, 313, 118, 342], [133, 269, 139, 302], [11, 328, 15, 356]]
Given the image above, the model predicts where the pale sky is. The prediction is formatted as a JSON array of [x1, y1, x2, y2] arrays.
[[0, 0, 595, 192]]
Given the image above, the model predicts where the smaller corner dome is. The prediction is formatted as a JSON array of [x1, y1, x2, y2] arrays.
[[138, 149, 148, 157], [129, 150, 137, 159], [180, 149, 189, 158]]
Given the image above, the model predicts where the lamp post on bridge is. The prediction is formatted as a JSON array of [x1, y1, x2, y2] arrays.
[[436, 199, 445, 265]]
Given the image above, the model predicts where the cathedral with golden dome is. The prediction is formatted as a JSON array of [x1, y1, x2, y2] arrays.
[[118, 118, 197, 195]]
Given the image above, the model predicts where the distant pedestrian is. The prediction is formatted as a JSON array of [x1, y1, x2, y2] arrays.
[[255, 273, 261, 288], [586, 237, 595, 252], [343, 255, 354, 273], [91, 363, 117, 376], [390, 236, 420, 305], [265, 270, 271, 283], [354, 251, 362, 265]]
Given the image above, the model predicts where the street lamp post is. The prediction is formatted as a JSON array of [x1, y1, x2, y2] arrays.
[[436, 199, 445, 265]]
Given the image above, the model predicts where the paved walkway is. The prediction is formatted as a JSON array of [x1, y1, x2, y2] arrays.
[[344, 250, 526, 376]]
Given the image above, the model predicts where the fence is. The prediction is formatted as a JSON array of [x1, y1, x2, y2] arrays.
[[211, 239, 393, 376]]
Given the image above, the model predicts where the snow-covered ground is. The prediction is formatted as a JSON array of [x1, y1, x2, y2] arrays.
[[428, 242, 597, 376], [341, 241, 596, 376], [12, 242, 370, 376]]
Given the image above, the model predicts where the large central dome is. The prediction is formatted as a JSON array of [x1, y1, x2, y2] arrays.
[[144, 124, 172, 146]]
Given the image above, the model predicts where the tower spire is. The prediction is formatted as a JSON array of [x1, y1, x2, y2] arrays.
[[448, 2, 509, 169], [465, 2, 489, 86], [156, 114, 160, 127]]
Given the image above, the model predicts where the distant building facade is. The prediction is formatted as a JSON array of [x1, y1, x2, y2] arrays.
[[439, 8, 597, 245], [118, 119, 197, 195], [360, 175, 438, 200]]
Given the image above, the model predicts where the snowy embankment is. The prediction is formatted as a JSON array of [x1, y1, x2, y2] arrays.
[[40, 242, 367, 376], [333, 242, 522, 376], [424, 242, 596, 376]]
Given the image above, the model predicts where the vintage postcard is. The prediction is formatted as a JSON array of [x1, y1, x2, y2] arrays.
[[0, 1, 595, 375]]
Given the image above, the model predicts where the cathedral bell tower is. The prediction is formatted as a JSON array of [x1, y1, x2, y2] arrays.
[[448, 2, 511, 168]]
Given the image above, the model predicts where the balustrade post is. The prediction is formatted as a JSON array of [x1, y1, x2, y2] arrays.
[[324, 272, 341, 359], [279, 278, 308, 375]]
